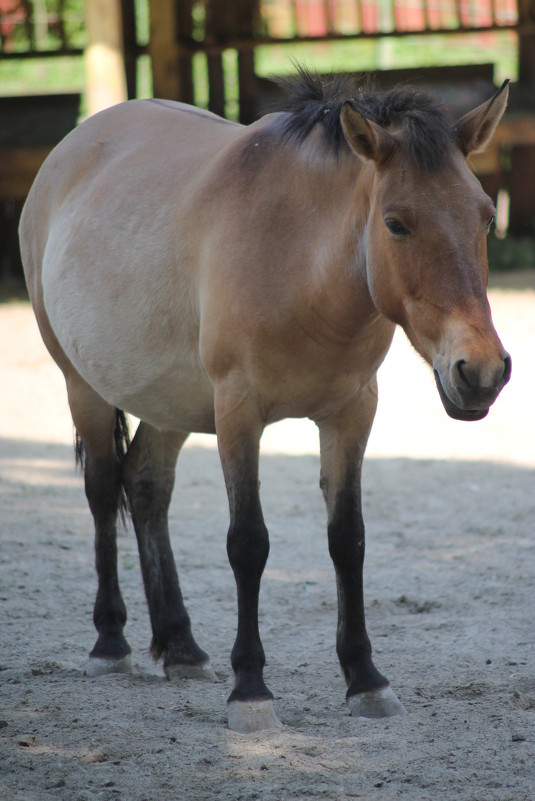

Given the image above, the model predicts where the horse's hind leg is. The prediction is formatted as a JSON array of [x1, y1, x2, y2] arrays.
[[121, 422, 215, 681], [67, 379, 132, 677]]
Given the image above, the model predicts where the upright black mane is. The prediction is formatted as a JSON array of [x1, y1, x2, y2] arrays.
[[278, 68, 455, 171]]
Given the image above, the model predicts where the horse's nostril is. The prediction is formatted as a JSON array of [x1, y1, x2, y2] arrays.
[[455, 354, 511, 392], [502, 354, 512, 385], [455, 359, 471, 389]]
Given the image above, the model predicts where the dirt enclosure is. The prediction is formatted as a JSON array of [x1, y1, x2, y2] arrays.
[[1, 273, 534, 801]]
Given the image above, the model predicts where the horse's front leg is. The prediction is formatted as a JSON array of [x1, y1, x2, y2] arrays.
[[318, 381, 406, 718], [215, 384, 281, 733]]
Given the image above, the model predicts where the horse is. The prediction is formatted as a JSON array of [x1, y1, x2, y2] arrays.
[[19, 69, 511, 733]]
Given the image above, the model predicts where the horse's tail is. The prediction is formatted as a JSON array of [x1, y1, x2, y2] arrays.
[[75, 409, 131, 525]]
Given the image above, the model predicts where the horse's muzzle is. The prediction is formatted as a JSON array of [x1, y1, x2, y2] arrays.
[[434, 353, 512, 422]]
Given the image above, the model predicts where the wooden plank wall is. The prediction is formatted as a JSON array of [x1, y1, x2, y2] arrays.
[[147, 0, 535, 235]]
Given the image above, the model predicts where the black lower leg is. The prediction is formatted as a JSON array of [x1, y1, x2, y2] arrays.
[[135, 512, 208, 669], [227, 515, 272, 704], [123, 426, 208, 670], [85, 451, 130, 660], [328, 485, 388, 697]]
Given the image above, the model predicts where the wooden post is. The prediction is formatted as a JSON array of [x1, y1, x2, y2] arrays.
[[237, 0, 260, 123], [85, 0, 128, 116], [205, 2, 229, 116], [205, 0, 260, 122], [508, 145, 535, 235], [517, 0, 535, 86], [121, 0, 138, 100], [238, 49, 257, 123], [509, 1, 535, 234], [149, 0, 181, 100], [177, 1, 195, 105], [207, 54, 226, 117]]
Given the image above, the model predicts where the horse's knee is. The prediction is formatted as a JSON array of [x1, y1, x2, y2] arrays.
[[328, 519, 365, 571], [327, 488, 365, 569], [227, 519, 269, 579]]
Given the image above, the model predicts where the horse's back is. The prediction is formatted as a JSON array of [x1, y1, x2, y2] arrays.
[[22, 98, 242, 255], [19, 100, 245, 432]]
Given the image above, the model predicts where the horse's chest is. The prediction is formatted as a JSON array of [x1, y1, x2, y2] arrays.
[[250, 342, 377, 423]]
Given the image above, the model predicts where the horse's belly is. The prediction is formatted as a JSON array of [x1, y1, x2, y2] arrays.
[[64, 325, 215, 432], [118, 373, 216, 434], [66, 333, 215, 432], [73, 346, 215, 433], [42, 248, 215, 433]]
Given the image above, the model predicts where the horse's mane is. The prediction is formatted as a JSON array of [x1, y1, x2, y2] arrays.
[[278, 67, 455, 171]]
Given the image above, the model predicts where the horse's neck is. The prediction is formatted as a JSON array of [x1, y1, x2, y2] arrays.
[[231, 123, 382, 336], [299, 152, 378, 333]]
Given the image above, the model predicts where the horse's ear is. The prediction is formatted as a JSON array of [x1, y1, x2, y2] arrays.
[[454, 79, 509, 157], [341, 102, 398, 165]]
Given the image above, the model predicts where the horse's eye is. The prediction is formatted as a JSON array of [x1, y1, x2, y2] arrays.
[[486, 215, 495, 230], [385, 218, 410, 237]]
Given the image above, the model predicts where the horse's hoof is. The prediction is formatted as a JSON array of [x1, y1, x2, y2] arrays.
[[87, 654, 133, 678], [164, 660, 218, 682], [227, 700, 283, 733], [347, 685, 406, 718]]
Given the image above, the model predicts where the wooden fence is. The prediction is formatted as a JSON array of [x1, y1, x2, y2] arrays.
[[0, 0, 534, 282]]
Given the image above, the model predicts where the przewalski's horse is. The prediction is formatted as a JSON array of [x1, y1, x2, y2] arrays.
[[19, 71, 511, 733]]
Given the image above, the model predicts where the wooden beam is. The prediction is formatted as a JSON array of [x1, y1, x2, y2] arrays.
[[508, 144, 535, 235], [236, 0, 260, 123], [238, 48, 257, 123], [85, 0, 127, 116], [518, 28, 535, 87], [149, 0, 181, 100], [207, 53, 225, 117], [121, 0, 138, 100]]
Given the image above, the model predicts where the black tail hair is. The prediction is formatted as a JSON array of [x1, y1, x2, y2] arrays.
[[75, 409, 131, 525]]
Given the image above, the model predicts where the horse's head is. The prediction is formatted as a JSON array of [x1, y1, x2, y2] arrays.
[[341, 82, 511, 421]]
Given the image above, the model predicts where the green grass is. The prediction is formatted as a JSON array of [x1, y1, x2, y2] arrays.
[[255, 30, 518, 83], [0, 55, 85, 97]]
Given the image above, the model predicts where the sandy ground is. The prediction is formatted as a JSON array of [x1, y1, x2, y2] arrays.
[[1, 272, 534, 801]]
